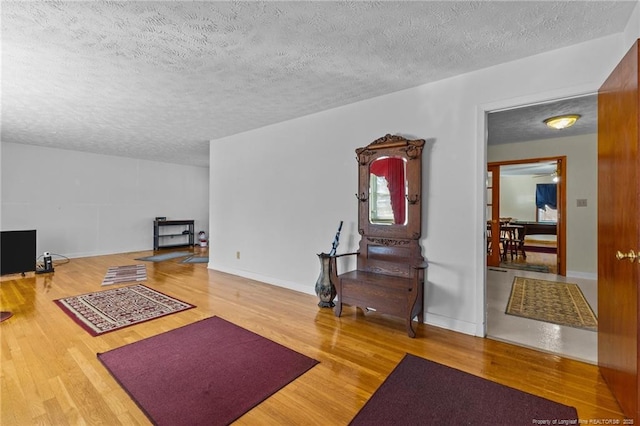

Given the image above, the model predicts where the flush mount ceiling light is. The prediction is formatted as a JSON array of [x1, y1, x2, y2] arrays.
[[543, 114, 581, 130]]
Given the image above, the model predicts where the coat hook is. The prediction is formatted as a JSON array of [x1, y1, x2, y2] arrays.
[[406, 194, 419, 204], [355, 192, 368, 202]]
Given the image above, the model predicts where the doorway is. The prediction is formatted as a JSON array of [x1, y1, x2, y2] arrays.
[[486, 157, 566, 276], [484, 94, 599, 363]]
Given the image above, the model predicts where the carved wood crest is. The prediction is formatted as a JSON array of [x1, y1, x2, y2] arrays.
[[356, 134, 425, 165]]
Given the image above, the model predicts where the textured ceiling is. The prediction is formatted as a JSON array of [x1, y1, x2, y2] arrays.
[[488, 94, 598, 145], [1, 1, 635, 167]]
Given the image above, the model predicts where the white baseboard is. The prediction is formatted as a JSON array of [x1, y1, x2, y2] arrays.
[[424, 311, 478, 337], [207, 264, 315, 296], [566, 270, 597, 280], [208, 263, 483, 337]]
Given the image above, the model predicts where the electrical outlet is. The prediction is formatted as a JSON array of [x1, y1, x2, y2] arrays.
[[577, 199, 588, 207], [236, 251, 240, 259]]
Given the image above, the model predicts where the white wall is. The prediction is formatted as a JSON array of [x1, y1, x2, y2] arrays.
[[489, 134, 598, 277], [209, 32, 629, 337], [499, 174, 556, 223], [1, 142, 209, 258]]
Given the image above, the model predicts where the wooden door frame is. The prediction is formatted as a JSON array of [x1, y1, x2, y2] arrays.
[[487, 156, 566, 276], [486, 165, 502, 266]]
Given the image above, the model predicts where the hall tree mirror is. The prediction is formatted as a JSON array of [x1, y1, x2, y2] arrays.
[[332, 134, 426, 337], [355, 135, 423, 240]]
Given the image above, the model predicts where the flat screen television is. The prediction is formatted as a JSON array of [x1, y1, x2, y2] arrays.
[[1, 230, 36, 275]]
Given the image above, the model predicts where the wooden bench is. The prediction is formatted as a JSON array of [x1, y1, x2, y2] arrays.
[[330, 245, 427, 338]]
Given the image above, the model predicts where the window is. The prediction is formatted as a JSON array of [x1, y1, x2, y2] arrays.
[[535, 183, 557, 223], [537, 206, 558, 222], [369, 174, 394, 223]]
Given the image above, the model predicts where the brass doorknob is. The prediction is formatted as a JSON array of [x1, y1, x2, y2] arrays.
[[616, 250, 638, 262]]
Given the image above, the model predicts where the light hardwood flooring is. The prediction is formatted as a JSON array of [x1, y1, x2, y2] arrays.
[[501, 251, 558, 274], [491, 233, 557, 275], [1, 249, 625, 425]]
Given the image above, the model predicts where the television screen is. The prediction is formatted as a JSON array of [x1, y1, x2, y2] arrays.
[[0, 230, 36, 275]]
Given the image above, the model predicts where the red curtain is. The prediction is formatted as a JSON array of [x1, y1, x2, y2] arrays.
[[370, 158, 406, 224]]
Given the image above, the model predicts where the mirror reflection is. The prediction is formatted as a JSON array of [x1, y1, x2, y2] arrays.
[[369, 156, 407, 225]]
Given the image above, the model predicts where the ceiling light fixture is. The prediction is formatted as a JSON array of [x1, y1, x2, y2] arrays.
[[543, 114, 581, 130]]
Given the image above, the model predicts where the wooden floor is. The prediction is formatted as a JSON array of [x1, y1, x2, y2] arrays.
[[1, 249, 625, 425], [502, 251, 558, 274]]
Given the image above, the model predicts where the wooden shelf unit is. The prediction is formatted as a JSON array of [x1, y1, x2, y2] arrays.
[[153, 220, 194, 250]]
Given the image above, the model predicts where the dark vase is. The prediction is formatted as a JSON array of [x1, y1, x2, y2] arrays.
[[315, 253, 336, 308]]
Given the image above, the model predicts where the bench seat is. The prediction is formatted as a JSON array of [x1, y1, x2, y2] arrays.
[[331, 255, 426, 338]]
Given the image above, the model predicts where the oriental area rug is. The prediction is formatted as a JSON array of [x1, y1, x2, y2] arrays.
[[54, 284, 195, 336], [506, 277, 597, 331], [350, 353, 578, 426], [101, 264, 147, 286], [98, 316, 319, 426]]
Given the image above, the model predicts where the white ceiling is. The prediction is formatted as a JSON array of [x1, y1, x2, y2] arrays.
[[2, 1, 635, 167]]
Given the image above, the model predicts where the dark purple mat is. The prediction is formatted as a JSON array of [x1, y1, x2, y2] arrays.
[[350, 353, 578, 426], [98, 316, 318, 426]]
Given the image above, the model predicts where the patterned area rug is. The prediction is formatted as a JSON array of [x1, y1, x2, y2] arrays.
[[102, 264, 147, 286], [506, 277, 597, 331], [54, 284, 195, 336]]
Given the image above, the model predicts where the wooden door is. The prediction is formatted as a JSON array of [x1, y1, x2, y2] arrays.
[[598, 39, 639, 421], [486, 165, 501, 267]]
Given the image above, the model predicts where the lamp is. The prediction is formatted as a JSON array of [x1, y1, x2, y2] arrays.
[[543, 114, 581, 130]]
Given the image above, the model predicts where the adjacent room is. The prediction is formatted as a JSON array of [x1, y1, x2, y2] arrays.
[[2, 1, 639, 424], [485, 95, 599, 364]]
